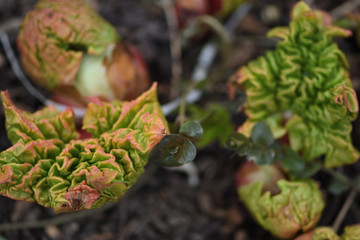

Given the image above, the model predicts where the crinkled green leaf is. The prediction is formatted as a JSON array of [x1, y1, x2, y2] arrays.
[[150, 134, 196, 167], [238, 179, 324, 239], [1, 91, 78, 144], [312, 227, 340, 240], [82, 83, 168, 138], [179, 121, 203, 141], [342, 224, 360, 240], [296, 227, 340, 240], [229, 2, 358, 167], [0, 83, 168, 213], [17, 0, 119, 89], [327, 177, 350, 195], [297, 225, 360, 240]]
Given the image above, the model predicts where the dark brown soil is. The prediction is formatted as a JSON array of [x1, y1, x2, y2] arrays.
[[1, 1, 360, 240]]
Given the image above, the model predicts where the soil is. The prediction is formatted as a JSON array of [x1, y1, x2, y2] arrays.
[[1, 0, 360, 240]]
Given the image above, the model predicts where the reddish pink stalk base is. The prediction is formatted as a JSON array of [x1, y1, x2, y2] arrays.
[[175, 0, 223, 27], [235, 162, 286, 195]]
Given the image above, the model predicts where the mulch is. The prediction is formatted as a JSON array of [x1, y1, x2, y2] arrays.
[[1, 1, 360, 239]]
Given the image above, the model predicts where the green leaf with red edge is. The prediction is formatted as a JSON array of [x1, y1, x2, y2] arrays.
[[238, 179, 325, 239], [0, 83, 169, 213], [17, 0, 119, 89], [82, 83, 168, 138], [1, 91, 78, 144], [342, 224, 360, 240], [295, 227, 340, 240]]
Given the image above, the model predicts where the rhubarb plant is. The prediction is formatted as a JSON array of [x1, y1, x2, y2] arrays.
[[228, 1, 359, 168], [226, 1, 360, 239], [236, 163, 325, 239], [176, 0, 248, 22], [0, 84, 169, 213], [295, 227, 340, 240], [18, 0, 149, 102], [295, 225, 360, 240], [342, 225, 360, 240]]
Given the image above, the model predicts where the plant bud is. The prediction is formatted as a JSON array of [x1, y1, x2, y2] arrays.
[[18, 0, 150, 104], [175, 0, 248, 26], [295, 227, 340, 240], [342, 224, 360, 240], [238, 176, 324, 239], [235, 162, 285, 195]]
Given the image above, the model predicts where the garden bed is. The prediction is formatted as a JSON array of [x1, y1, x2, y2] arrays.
[[1, 0, 360, 239]]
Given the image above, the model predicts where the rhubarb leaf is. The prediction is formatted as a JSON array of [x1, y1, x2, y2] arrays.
[[229, 1, 358, 167], [17, 0, 119, 89], [238, 179, 324, 239], [1, 91, 78, 144], [0, 83, 168, 213]]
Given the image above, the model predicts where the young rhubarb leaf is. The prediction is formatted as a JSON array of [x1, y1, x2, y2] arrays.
[[1, 91, 78, 144], [295, 227, 340, 240], [0, 83, 168, 213], [342, 224, 360, 240], [228, 1, 359, 167], [17, 0, 119, 89], [17, 0, 150, 102], [296, 224, 360, 240], [238, 178, 325, 239]]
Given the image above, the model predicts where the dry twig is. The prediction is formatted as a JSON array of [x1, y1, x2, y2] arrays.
[[330, 0, 360, 18], [332, 188, 358, 232], [160, 0, 182, 99], [0, 18, 21, 36], [161, 3, 253, 116]]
